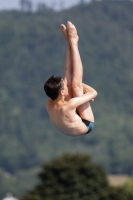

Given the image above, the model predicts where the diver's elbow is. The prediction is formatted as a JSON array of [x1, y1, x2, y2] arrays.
[[94, 90, 98, 98]]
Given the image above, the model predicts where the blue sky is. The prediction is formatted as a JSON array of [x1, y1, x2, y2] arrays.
[[0, 0, 90, 10]]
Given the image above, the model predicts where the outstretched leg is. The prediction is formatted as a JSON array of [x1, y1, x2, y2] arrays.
[[67, 21, 94, 122], [61, 24, 73, 100]]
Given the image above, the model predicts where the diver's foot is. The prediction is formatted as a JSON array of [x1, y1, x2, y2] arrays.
[[67, 21, 79, 45], [61, 24, 68, 41]]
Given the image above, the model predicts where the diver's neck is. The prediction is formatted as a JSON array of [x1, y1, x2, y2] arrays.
[[53, 96, 65, 105]]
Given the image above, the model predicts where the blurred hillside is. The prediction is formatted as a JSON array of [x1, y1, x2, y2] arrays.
[[0, 0, 133, 197]]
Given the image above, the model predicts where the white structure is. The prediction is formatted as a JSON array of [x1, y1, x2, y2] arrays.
[[2, 193, 19, 200], [3, 198, 19, 200]]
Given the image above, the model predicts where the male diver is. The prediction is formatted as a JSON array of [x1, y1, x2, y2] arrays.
[[44, 21, 98, 136]]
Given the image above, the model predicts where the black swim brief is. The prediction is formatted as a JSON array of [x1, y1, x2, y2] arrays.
[[82, 119, 94, 134]]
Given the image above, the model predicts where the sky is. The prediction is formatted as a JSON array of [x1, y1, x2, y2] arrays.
[[0, 0, 90, 10]]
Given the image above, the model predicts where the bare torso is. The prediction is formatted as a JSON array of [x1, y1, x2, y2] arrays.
[[46, 98, 89, 136]]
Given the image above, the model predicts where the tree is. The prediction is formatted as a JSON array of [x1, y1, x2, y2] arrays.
[[21, 154, 110, 200], [20, 0, 32, 12], [21, 154, 133, 200], [36, 3, 48, 13], [120, 178, 133, 199]]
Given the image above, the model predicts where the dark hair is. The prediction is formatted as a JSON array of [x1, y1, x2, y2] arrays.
[[44, 75, 64, 100]]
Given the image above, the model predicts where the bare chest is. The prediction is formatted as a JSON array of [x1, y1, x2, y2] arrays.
[[46, 100, 66, 125], [46, 99, 87, 136]]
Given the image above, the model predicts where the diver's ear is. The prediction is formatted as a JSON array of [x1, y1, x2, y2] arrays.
[[60, 89, 64, 96]]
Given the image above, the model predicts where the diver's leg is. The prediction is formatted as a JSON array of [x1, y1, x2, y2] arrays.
[[61, 24, 73, 100], [67, 21, 83, 93], [67, 21, 94, 122]]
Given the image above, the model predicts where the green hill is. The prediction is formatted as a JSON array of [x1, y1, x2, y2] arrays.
[[0, 0, 133, 197]]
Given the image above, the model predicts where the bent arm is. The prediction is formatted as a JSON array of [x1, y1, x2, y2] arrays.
[[68, 87, 98, 110], [82, 83, 95, 94], [82, 83, 97, 102]]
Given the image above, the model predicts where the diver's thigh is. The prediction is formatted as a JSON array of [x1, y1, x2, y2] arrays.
[[77, 102, 94, 122]]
